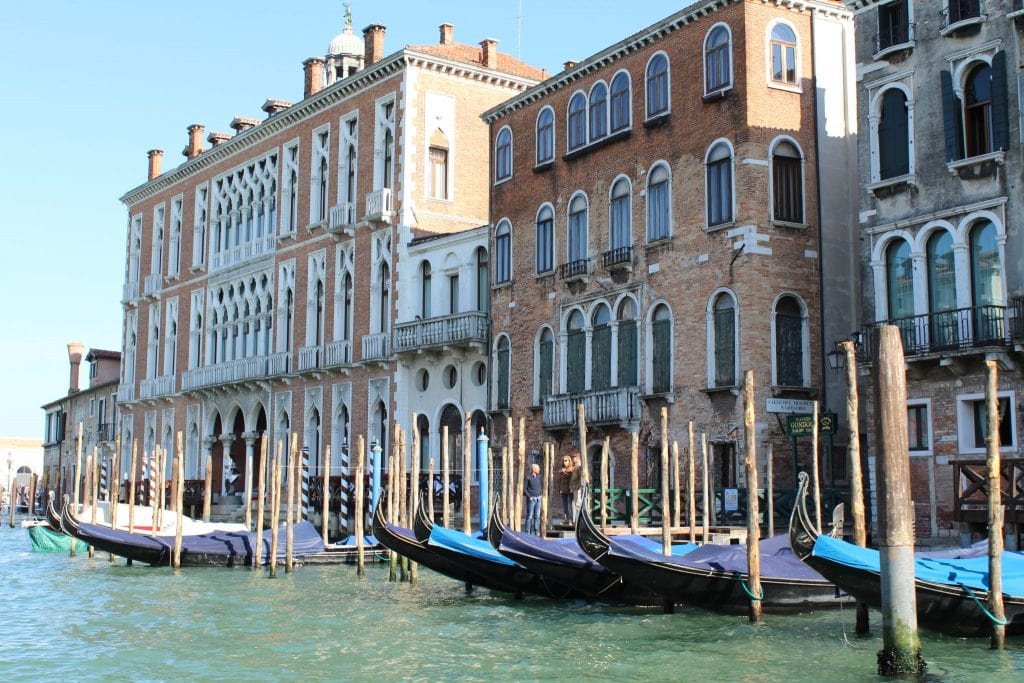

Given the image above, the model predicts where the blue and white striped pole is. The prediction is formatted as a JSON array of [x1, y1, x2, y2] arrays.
[[370, 441, 382, 515], [300, 446, 310, 520], [477, 430, 489, 533], [338, 442, 350, 536]]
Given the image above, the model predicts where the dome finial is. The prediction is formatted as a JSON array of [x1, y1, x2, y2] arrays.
[[344, 2, 352, 31]]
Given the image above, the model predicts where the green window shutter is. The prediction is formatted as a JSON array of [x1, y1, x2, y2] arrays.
[[991, 50, 1009, 152], [617, 321, 638, 386], [592, 326, 611, 390], [879, 89, 909, 179], [940, 70, 964, 162], [497, 348, 510, 409], [567, 331, 585, 394], [651, 319, 671, 393], [539, 338, 553, 399], [714, 309, 735, 387]]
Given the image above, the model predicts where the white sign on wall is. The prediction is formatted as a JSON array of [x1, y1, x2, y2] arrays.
[[766, 398, 815, 414]]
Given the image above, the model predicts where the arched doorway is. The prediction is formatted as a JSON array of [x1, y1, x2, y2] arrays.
[[254, 404, 267, 493], [439, 404, 464, 474], [210, 413, 224, 499]]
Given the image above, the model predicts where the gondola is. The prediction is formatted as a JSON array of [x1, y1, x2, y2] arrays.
[[789, 472, 1024, 637], [61, 500, 336, 567], [414, 503, 584, 599], [576, 491, 850, 614], [487, 506, 697, 604]]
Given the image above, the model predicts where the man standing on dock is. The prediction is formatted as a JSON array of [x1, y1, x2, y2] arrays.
[[524, 463, 542, 534]]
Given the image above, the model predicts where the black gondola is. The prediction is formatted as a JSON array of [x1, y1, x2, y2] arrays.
[[575, 493, 850, 614], [789, 472, 1024, 637]]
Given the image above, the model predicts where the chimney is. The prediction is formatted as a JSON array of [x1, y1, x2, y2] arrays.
[[303, 57, 325, 98], [206, 131, 231, 147], [363, 24, 386, 65], [261, 99, 293, 119], [481, 39, 498, 69], [146, 149, 163, 181], [563, 60, 578, 72], [67, 342, 85, 394], [439, 23, 454, 45], [230, 116, 259, 134], [183, 124, 204, 160]]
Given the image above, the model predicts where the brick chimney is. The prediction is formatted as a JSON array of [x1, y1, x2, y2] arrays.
[[439, 23, 454, 45], [67, 342, 85, 394], [563, 60, 578, 71], [230, 116, 259, 134], [481, 39, 498, 69], [261, 99, 293, 119], [183, 124, 204, 159], [147, 149, 163, 181], [363, 24, 386, 65], [207, 131, 231, 147], [303, 57, 325, 98]]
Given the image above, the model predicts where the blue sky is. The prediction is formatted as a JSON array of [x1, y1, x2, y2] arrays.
[[0, 0, 687, 438]]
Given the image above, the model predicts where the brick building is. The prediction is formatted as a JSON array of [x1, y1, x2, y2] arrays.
[[484, 0, 856, 521], [115, 13, 542, 530], [850, 1, 1024, 539]]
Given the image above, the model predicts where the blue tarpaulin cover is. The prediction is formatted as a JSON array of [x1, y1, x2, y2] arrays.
[[428, 525, 519, 566]]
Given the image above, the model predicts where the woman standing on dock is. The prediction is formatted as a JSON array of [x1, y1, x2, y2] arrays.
[[557, 456, 573, 524], [569, 452, 583, 522]]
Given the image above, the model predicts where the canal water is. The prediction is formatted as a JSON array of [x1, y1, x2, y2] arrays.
[[1, 525, 1022, 681]]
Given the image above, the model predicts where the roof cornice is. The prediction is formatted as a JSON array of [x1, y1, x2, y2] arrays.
[[483, 0, 852, 123], [121, 50, 539, 207]]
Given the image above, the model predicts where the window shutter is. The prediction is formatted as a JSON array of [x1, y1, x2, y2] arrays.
[[567, 331, 585, 394], [592, 326, 611, 390], [651, 320, 671, 393], [497, 349, 510, 409], [940, 70, 964, 162], [991, 50, 1009, 152], [539, 339, 553, 400], [879, 90, 910, 179], [617, 321, 638, 387]]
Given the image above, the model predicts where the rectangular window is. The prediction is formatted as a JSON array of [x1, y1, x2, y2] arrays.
[[536, 218, 553, 273], [647, 181, 669, 241], [448, 274, 459, 314], [714, 309, 735, 387], [773, 157, 802, 223], [877, 0, 910, 52], [538, 337, 553, 400], [617, 321, 637, 387], [957, 392, 1016, 452], [89, 398, 95, 417], [651, 318, 671, 394], [972, 397, 1012, 449], [592, 325, 611, 390], [497, 348, 510, 410], [907, 401, 931, 454], [567, 331, 585, 394], [429, 146, 449, 199], [707, 159, 732, 226]]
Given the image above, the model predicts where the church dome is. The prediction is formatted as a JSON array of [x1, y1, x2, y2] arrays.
[[327, 5, 363, 57]]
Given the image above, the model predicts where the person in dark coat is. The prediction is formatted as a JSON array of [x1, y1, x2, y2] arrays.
[[523, 463, 543, 534], [557, 456, 573, 524]]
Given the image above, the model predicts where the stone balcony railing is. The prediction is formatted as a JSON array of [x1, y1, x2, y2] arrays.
[[393, 311, 489, 354], [209, 234, 276, 272], [122, 280, 140, 304], [181, 353, 290, 391], [116, 383, 135, 403], [365, 188, 394, 224], [139, 374, 175, 399], [361, 332, 390, 362], [298, 345, 322, 371], [328, 202, 357, 235], [324, 339, 352, 367], [543, 386, 641, 429], [143, 273, 164, 297], [267, 351, 290, 375]]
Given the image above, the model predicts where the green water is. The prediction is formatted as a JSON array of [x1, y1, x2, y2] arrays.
[[1, 525, 1022, 681]]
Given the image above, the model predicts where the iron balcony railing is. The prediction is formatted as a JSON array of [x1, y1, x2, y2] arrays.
[[1010, 296, 1024, 339], [559, 258, 590, 280], [858, 305, 1007, 361], [139, 374, 175, 399], [97, 422, 115, 442], [324, 339, 352, 367], [874, 21, 914, 54], [393, 311, 490, 354], [543, 386, 641, 429], [942, 0, 983, 29], [361, 332, 390, 362], [602, 246, 632, 269]]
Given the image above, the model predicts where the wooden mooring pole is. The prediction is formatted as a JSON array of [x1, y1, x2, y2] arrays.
[[285, 433, 297, 573], [701, 433, 709, 542], [873, 325, 923, 676], [428, 457, 436, 522], [255, 437, 267, 568], [672, 441, 681, 529], [811, 400, 822, 533], [441, 425, 450, 529], [660, 407, 670, 557], [516, 418, 526, 531], [743, 370, 762, 623], [269, 440, 282, 578], [500, 446, 509, 524], [70, 423, 84, 556], [173, 432, 184, 570], [409, 423, 419, 585], [355, 435, 366, 577], [322, 444, 331, 546], [630, 431, 640, 534], [202, 450, 213, 523], [463, 412, 472, 535], [985, 360, 1006, 649], [540, 443, 551, 538], [841, 339, 869, 635], [600, 437, 609, 531], [688, 422, 696, 544], [128, 439, 137, 534], [766, 443, 775, 539]]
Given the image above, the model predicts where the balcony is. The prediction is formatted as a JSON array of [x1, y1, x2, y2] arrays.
[[116, 383, 135, 403], [324, 339, 352, 367], [393, 311, 489, 354], [858, 305, 1007, 362], [209, 233, 276, 272], [143, 273, 164, 298], [559, 258, 591, 284], [361, 332, 390, 363], [873, 22, 914, 59], [365, 188, 394, 225], [602, 246, 633, 273], [122, 281, 140, 305], [267, 351, 290, 376], [543, 386, 641, 430], [298, 345, 322, 372], [97, 423, 115, 443], [328, 202, 357, 236], [181, 354, 290, 392], [139, 374, 175, 399], [941, 0, 984, 34]]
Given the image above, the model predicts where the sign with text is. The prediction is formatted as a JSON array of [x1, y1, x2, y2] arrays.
[[723, 488, 739, 512], [786, 412, 837, 438], [766, 398, 815, 414]]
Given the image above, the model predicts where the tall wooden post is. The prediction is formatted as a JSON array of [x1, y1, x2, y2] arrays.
[[255, 437, 267, 568], [841, 339, 869, 634], [688, 422, 696, 544], [202, 449, 213, 523], [355, 435, 366, 576], [441, 425, 450, 528], [322, 444, 331, 545], [409, 424, 420, 585], [244, 438, 254, 531], [743, 370, 762, 623], [269, 440, 282, 577], [660, 407, 670, 556], [173, 432, 184, 569], [505, 416, 514, 526], [72, 422, 84, 513], [516, 418, 526, 531], [285, 433, 297, 573], [463, 412, 472, 534], [90, 451, 100, 557], [985, 360, 1006, 649], [672, 441, 681, 528], [128, 439, 137, 534], [501, 446, 510, 524], [540, 443, 551, 538], [811, 400, 822, 533], [873, 325, 923, 676], [110, 437, 121, 530], [600, 437, 609, 531], [766, 444, 775, 538], [387, 443, 398, 583], [701, 433, 710, 542], [630, 431, 640, 533], [576, 404, 589, 485], [428, 457, 436, 522]]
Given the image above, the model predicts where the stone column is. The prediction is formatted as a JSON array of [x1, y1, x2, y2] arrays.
[[243, 432, 257, 527]]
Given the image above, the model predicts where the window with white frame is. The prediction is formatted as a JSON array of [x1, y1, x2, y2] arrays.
[[428, 134, 450, 200], [649, 303, 672, 394], [146, 303, 161, 380], [646, 163, 670, 242], [907, 400, 932, 454], [769, 22, 798, 87], [704, 24, 732, 95], [616, 298, 638, 387], [536, 107, 554, 165], [334, 247, 354, 362], [340, 114, 358, 217], [645, 53, 670, 118], [376, 99, 396, 191], [494, 219, 512, 284], [311, 128, 330, 225], [706, 141, 733, 226], [609, 177, 631, 252], [565, 310, 585, 394], [495, 335, 511, 410], [283, 143, 299, 234], [873, 86, 912, 181], [536, 204, 553, 274], [771, 139, 803, 224], [420, 260, 432, 318], [773, 294, 806, 387], [589, 82, 608, 142], [192, 185, 208, 268], [188, 289, 203, 370], [709, 291, 737, 388], [568, 92, 587, 150], [306, 252, 327, 348], [536, 326, 554, 402], [151, 204, 165, 276], [128, 215, 142, 285], [168, 196, 182, 277], [567, 193, 588, 265], [610, 71, 631, 133], [957, 392, 1015, 453], [475, 247, 489, 313], [495, 126, 512, 182], [163, 298, 178, 377]]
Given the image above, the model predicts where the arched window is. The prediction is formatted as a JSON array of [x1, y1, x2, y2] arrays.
[[383, 128, 395, 190], [964, 63, 993, 158], [927, 231, 957, 348], [494, 220, 511, 284], [878, 88, 910, 180], [772, 140, 803, 224], [647, 163, 671, 241], [536, 205, 554, 274], [774, 295, 804, 387], [704, 25, 731, 94], [711, 292, 737, 387], [416, 414, 430, 470], [475, 247, 489, 313], [568, 194, 588, 264], [537, 327, 554, 401], [318, 154, 329, 221], [568, 93, 587, 150], [589, 82, 608, 142], [610, 71, 631, 133], [591, 304, 611, 391], [288, 169, 298, 232], [495, 127, 512, 181], [886, 239, 915, 320], [650, 304, 672, 393], [646, 53, 669, 118], [314, 279, 325, 346], [536, 108, 554, 165], [342, 272, 353, 342], [345, 143, 357, 204], [617, 299, 638, 387], [706, 142, 733, 226], [566, 311, 585, 394], [770, 23, 798, 86], [609, 178, 631, 252], [970, 220, 1004, 342], [420, 260, 432, 318], [428, 129, 449, 200], [285, 288, 294, 351], [496, 336, 511, 410]]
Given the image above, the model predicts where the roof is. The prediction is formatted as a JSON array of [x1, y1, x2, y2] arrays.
[[408, 42, 547, 81], [85, 348, 120, 361]]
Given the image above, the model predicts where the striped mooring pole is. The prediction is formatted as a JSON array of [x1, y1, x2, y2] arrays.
[[301, 446, 310, 520], [147, 455, 156, 507], [338, 442, 350, 537], [99, 457, 109, 502]]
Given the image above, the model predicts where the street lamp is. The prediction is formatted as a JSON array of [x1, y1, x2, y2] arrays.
[[826, 342, 845, 372]]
